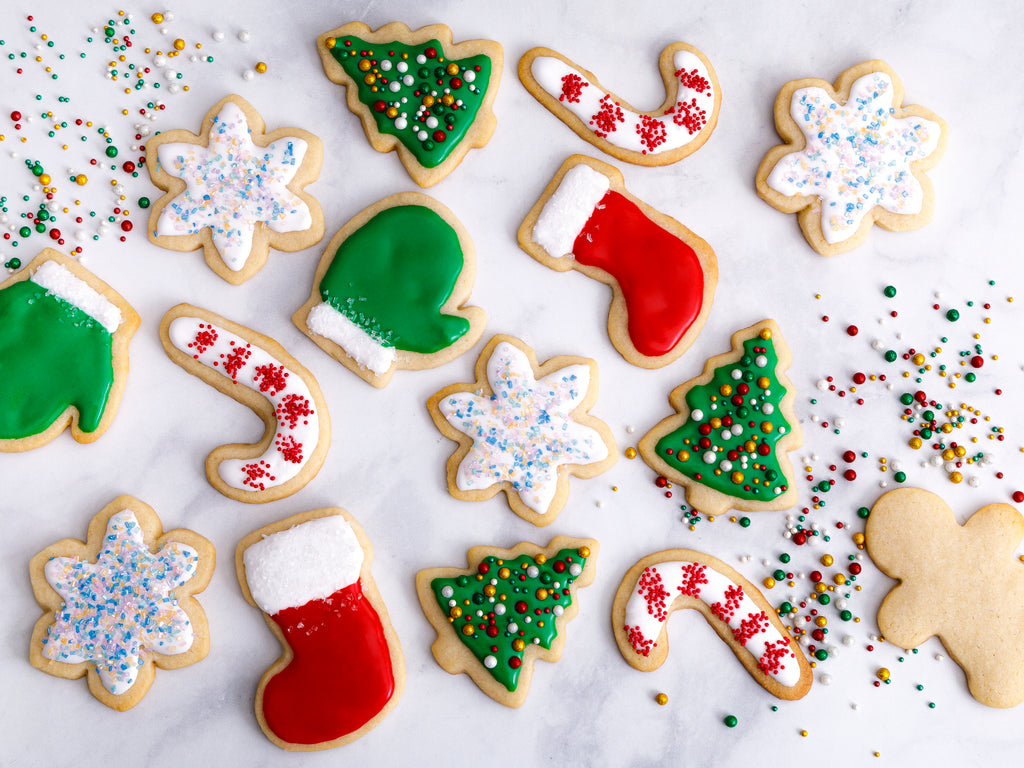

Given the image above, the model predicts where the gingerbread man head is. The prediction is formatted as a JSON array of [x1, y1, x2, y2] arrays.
[[867, 487, 1024, 708]]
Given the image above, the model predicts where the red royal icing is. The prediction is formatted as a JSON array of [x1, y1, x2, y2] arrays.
[[571, 190, 705, 358], [262, 581, 395, 746]]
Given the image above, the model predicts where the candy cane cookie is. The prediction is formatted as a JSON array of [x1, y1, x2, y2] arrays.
[[519, 43, 720, 166], [612, 548, 812, 700], [160, 304, 330, 503]]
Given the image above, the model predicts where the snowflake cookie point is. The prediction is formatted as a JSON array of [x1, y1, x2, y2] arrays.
[[612, 547, 812, 700], [756, 60, 948, 256], [416, 536, 598, 707], [146, 94, 325, 284], [428, 335, 617, 526], [29, 495, 214, 712]]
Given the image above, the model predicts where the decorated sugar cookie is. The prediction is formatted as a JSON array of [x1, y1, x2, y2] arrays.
[[317, 22, 502, 187], [160, 304, 331, 503], [416, 537, 597, 707], [519, 43, 720, 166], [867, 488, 1024, 708], [756, 60, 948, 256], [427, 335, 617, 526], [612, 548, 812, 700], [237, 509, 404, 750], [146, 94, 325, 283], [0, 249, 140, 452], [639, 319, 802, 516], [29, 495, 215, 711], [518, 155, 717, 368], [293, 192, 485, 388]]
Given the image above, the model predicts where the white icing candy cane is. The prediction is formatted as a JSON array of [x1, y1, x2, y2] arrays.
[[167, 315, 321, 493], [622, 558, 803, 689], [528, 48, 717, 156]]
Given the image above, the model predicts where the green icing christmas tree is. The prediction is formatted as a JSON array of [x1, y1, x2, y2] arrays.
[[430, 545, 592, 692], [326, 33, 492, 169], [642, 321, 802, 516]]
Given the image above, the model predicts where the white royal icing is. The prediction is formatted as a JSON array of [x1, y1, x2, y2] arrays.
[[31, 260, 122, 333], [305, 300, 396, 376], [766, 71, 942, 245], [622, 559, 801, 688], [530, 49, 716, 155], [168, 315, 320, 492], [243, 515, 363, 616], [438, 341, 609, 515], [154, 100, 313, 271]]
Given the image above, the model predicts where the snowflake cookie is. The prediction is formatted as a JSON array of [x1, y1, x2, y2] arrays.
[[416, 537, 598, 707], [146, 94, 325, 283], [867, 488, 1024, 708], [29, 495, 215, 711], [756, 60, 948, 256], [427, 335, 617, 526], [160, 304, 331, 503], [612, 548, 812, 701], [519, 42, 721, 166]]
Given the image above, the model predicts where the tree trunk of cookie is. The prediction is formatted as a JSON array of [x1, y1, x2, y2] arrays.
[[683, 482, 734, 517]]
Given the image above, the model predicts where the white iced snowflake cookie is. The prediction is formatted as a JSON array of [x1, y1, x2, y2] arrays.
[[29, 495, 215, 711], [427, 334, 617, 526], [146, 94, 325, 284], [756, 60, 947, 256]]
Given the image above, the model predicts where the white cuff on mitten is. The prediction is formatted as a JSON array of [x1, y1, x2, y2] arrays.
[[31, 260, 122, 333]]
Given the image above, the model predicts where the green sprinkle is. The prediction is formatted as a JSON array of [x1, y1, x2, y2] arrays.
[[883, 285, 897, 298], [723, 715, 738, 728]]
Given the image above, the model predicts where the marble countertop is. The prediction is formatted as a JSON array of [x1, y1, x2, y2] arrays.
[[2, 1, 1023, 765]]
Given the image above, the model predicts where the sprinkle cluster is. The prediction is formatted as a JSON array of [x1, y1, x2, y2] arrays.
[[41, 509, 199, 695]]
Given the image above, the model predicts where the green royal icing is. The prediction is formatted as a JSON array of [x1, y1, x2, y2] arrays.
[[655, 333, 794, 501], [328, 35, 491, 169], [319, 204, 470, 353], [431, 547, 589, 692], [0, 280, 114, 439]]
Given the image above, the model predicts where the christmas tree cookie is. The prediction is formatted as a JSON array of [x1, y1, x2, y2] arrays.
[[428, 335, 617, 526], [146, 94, 325, 284], [612, 548, 812, 700], [237, 509, 404, 750], [161, 304, 331, 503], [0, 249, 140, 452], [29, 495, 215, 711], [639, 319, 802, 516], [416, 537, 598, 707], [294, 192, 485, 388], [519, 42, 720, 166], [756, 60, 948, 256], [317, 22, 502, 187], [518, 155, 717, 368]]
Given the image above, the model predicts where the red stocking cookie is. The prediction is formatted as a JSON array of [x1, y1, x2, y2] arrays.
[[518, 155, 716, 368], [612, 548, 812, 700], [237, 509, 404, 750]]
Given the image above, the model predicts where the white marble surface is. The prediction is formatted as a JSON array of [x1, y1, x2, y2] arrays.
[[2, 1, 1024, 765]]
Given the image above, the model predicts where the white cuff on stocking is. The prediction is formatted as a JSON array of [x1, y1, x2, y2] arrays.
[[244, 515, 364, 615], [532, 164, 610, 258], [31, 260, 122, 333], [306, 301, 396, 376]]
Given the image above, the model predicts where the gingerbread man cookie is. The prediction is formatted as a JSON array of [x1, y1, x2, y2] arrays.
[[867, 487, 1024, 708]]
